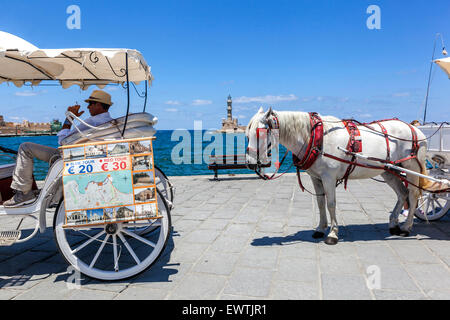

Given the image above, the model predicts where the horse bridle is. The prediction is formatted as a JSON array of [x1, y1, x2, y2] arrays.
[[246, 109, 287, 180]]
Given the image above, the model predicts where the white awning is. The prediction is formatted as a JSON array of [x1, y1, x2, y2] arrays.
[[435, 57, 450, 78], [0, 31, 153, 90]]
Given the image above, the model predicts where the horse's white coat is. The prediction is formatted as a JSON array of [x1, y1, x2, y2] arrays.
[[246, 109, 427, 243]]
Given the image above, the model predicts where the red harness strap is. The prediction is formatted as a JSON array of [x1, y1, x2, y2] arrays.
[[293, 112, 324, 192], [292, 112, 324, 170], [375, 121, 391, 162], [340, 120, 363, 189], [343, 120, 362, 153]]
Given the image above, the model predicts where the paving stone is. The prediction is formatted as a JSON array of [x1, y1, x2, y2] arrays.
[[358, 263, 421, 292], [0, 289, 22, 300], [209, 235, 249, 253], [237, 246, 279, 270], [373, 290, 427, 300], [168, 273, 227, 299], [321, 274, 373, 300], [198, 219, 230, 231], [275, 256, 319, 283], [170, 242, 209, 264], [406, 263, 450, 293], [319, 254, 362, 275], [224, 267, 273, 298], [271, 280, 319, 300], [115, 286, 168, 300], [356, 243, 401, 265], [183, 229, 221, 244], [193, 251, 239, 276], [390, 244, 441, 264]]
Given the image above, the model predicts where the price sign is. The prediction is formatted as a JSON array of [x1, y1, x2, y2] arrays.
[[64, 156, 130, 175]]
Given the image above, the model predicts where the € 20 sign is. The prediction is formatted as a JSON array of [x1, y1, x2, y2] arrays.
[[64, 156, 130, 175]]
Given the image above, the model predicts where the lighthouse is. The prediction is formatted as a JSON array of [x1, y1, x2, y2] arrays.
[[220, 95, 246, 133], [227, 95, 233, 121]]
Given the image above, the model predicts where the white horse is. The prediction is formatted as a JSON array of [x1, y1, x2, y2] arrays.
[[246, 108, 429, 245]]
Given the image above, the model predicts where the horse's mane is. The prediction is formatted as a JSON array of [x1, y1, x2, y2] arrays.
[[246, 109, 342, 147]]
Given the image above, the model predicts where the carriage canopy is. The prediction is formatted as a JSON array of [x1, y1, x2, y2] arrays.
[[435, 57, 450, 78], [0, 31, 153, 90]]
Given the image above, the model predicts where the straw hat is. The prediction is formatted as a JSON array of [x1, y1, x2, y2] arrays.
[[85, 90, 113, 106]]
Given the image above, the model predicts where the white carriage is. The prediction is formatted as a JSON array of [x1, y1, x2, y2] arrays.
[[0, 31, 174, 280], [414, 54, 450, 221]]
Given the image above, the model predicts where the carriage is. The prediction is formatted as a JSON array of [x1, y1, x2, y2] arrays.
[[414, 55, 450, 221], [0, 31, 174, 280]]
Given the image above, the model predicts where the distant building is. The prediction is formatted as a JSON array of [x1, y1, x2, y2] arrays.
[[0, 114, 54, 135], [220, 95, 246, 133]]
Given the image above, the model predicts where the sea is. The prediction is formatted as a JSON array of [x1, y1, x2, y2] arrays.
[[0, 131, 296, 180]]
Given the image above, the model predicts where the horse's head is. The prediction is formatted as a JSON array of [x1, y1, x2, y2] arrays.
[[245, 107, 279, 170]]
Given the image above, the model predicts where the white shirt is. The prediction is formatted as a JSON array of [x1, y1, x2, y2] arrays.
[[57, 112, 113, 145]]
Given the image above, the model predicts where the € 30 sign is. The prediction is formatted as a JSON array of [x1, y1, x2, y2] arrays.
[[64, 156, 130, 175]]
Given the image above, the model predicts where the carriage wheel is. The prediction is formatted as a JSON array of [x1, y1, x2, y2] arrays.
[[414, 192, 450, 221], [154, 165, 174, 205], [53, 188, 172, 281]]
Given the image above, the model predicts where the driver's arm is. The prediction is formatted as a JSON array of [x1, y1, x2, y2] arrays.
[[58, 105, 85, 145]]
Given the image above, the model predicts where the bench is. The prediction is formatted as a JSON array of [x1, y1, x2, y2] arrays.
[[208, 154, 248, 180]]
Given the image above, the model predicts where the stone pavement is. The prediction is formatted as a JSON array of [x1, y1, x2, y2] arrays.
[[0, 173, 449, 300]]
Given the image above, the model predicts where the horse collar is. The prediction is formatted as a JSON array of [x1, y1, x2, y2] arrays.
[[293, 112, 324, 170]]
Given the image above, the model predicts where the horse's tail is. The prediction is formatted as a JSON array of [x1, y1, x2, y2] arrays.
[[419, 166, 434, 190]]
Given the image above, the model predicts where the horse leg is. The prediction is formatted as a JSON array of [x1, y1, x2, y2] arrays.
[[400, 173, 421, 236], [381, 172, 408, 235], [321, 176, 339, 245], [311, 176, 327, 238]]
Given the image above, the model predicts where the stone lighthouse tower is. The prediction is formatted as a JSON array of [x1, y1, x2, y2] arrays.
[[227, 95, 233, 121], [220, 94, 246, 132]]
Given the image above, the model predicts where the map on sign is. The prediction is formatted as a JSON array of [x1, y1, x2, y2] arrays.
[[63, 171, 134, 211], [61, 138, 160, 228]]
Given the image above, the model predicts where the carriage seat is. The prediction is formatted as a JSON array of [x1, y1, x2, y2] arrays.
[[60, 112, 158, 146], [0, 164, 15, 181]]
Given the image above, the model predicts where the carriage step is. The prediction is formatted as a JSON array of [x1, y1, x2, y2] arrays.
[[0, 231, 21, 246]]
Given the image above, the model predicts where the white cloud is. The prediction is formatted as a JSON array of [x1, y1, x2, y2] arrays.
[[15, 91, 39, 97], [165, 100, 181, 105], [192, 99, 213, 106], [164, 108, 178, 112], [234, 94, 298, 104]]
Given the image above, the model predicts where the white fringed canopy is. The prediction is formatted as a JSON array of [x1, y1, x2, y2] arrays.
[[435, 57, 450, 78], [0, 31, 153, 90]]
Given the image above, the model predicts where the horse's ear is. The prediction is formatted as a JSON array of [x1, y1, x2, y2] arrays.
[[257, 106, 264, 114], [264, 107, 273, 119]]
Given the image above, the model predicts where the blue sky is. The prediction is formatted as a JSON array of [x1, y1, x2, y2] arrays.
[[0, 0, 449, 129]]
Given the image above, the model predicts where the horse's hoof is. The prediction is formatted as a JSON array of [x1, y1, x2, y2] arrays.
[[389, 226, 401, 236], [325, 237, 338, 245], [312, 231, 325, 239]]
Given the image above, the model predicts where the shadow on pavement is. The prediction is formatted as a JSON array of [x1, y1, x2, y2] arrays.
[[251, 221, 450, 246], [0, 226, 177, 289]]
